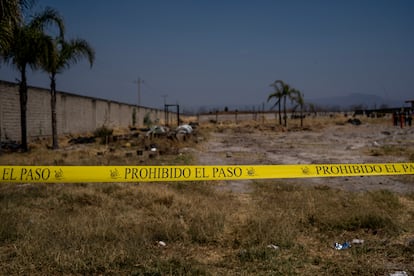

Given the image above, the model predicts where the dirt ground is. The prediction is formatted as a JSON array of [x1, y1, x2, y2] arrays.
[[1, 116, 413, 194], [195, 117, 414, 194]]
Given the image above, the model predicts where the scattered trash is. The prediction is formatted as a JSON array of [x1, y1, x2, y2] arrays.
[[189, 121, 199, 129], [68, 136, 96, 144], [351, 238, 364, 245], [157, 241, 166, 247], [145, 143, 158, 152], [389, 271, 408, 276], [267, 244, 280, 250], [0, 140, 21, 152], [334, 242, 351, 250], [148, 144, 158, 158], [348, 118, 361, 125], [372, 141, 380, 147], [176, 124, 193, 134], [146, 126, 168, 137]]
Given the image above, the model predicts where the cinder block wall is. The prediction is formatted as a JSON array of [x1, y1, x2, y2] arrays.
[[197, 112, 278, 123], [0, 81, 20, 140], [0, 81, 173, 142]]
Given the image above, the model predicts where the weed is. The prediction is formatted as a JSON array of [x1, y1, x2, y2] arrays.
[[93, 125, 113, 138]]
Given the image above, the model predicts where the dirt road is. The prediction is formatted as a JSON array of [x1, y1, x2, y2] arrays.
[[196, 119, 414, 193]]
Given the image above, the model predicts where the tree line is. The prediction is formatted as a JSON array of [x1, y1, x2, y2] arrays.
[[0, 0, 95, 151]]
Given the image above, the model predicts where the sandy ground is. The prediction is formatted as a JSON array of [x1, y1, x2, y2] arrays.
[[195, 119, 414, 193]]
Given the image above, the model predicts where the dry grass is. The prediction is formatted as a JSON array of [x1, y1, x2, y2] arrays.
[[0, 126, 203, 166], [0, 182, 413, 275], [1, 116, 413, 275]]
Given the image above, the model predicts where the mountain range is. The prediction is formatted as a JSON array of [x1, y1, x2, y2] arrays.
[[307, 93, 410, 110]]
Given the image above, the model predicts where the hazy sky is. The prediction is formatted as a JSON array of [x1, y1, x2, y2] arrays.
[[1, 0, 413, 111]]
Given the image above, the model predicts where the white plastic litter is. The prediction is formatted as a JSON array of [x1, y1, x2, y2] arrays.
[[176, 124, 193, 134], [351, 239, 364, 244], [266, 244, 280, 250], [389, 271, 408, 276]]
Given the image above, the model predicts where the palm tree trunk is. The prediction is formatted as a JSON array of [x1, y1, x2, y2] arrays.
[[278, 101, 282, 125], [300, 105, 303, 127], [19, 65, 28, 151], [283, 95, 287, 127], [50, 74, 58, 149]]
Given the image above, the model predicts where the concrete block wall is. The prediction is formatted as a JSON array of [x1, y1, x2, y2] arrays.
[[0, 82, 20, 140], [0, 80, 173, 142], [26, 86, 51, 138], [197, 112, 278, 123]]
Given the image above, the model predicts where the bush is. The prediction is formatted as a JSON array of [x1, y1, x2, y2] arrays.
[[143, 113, 153, 128], [93, 126, 113, 143]]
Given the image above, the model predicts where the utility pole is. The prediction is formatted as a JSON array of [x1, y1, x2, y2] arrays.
[[161, 94, 168, 106], [134, 77, 143, 106], [162, 95, 168, 124]]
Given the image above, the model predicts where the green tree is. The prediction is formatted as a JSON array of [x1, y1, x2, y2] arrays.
[[41, 37, 95, 149], [0, 0, 28, 51], [0, 0, 33, 20], [1, 5, 64, 151]]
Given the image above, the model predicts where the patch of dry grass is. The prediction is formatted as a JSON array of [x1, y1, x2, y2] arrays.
[[1, 116, 413, 274], [0, 181, 413, 275], [368, 144, 414, 162], [0, 126, 204, 166], [0, 182, 233, 274]]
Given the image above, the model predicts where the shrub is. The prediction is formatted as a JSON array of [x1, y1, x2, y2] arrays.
[[93, 125, 113, 143], [143, 113, 153, 128]]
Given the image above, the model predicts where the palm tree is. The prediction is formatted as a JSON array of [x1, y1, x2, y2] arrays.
[[290, 89, 305, 127], [268, 81, 283, 125], [268, 80, 295, 127], [1, 6, 64, 151], [0, 0, 33, 60], [0, 0, 32, 20], [42, 37, 95, 149]]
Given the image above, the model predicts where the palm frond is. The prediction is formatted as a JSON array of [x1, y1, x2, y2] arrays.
[[29, 7, 64, 37]]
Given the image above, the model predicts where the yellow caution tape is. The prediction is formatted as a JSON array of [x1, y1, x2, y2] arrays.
[[0, 163, 413, 183]]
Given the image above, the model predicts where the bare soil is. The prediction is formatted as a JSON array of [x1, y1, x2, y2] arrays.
[[195, 118, 414, 194], [1, 117, 412, 194]]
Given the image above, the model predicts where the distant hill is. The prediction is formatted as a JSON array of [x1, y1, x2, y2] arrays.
[[307, 93, 406, 110], [186, 93, 410, 114]]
